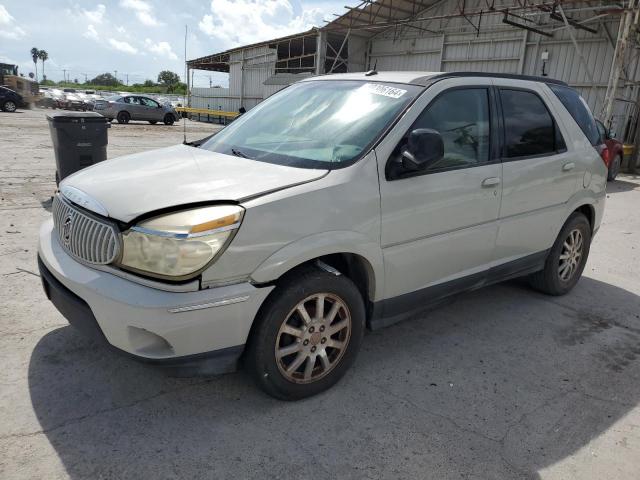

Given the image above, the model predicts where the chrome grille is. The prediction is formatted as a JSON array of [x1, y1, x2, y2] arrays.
[[52, 195, 121, 265]]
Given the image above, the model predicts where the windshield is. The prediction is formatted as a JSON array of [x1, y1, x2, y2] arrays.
[[201, 80, 422, 169]]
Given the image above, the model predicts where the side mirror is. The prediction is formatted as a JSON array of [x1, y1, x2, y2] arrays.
[[400, 128, 444, 171]]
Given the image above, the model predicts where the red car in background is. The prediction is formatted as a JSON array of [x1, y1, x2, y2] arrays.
[[596, 119, 623, 181]]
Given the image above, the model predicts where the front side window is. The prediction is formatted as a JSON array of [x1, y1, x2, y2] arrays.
[[501, 89, 556, 158], [410, 88, 491, 171], [201, 80, 422, 169], [596, 120, 607, 141], [141, 97, 159, 108]]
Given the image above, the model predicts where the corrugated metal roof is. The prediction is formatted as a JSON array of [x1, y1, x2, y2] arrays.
[[187, 29, 319, 72]]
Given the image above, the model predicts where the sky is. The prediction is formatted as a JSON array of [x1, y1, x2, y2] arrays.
[[0, 0, 356, 87]]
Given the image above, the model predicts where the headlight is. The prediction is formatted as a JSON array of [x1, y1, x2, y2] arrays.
[[119, 204, 243, 280]]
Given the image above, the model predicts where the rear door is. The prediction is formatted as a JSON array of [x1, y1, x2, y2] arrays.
[[492, 80, 578, 265], [376, 78, 502, 303]]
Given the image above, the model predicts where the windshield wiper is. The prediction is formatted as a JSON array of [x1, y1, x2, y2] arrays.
[[231, 147, 251, 159]]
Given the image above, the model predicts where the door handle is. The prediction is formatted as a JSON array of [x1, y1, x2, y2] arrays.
[[481, 177, 501, 187], [562, 162, 575, 171]]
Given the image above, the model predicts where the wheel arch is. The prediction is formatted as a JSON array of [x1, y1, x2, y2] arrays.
[[250, 232, 383, 305], [573, 203, 595, 233]]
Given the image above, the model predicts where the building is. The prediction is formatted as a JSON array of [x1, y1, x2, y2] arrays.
[[187, 0, 639, 144]]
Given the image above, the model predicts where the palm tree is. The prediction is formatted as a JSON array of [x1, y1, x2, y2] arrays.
[[38, 50, 48, 81], [30, 47, 39, 81]]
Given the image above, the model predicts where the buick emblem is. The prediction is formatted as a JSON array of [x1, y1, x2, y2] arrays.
[[62, 215, 73, 245]]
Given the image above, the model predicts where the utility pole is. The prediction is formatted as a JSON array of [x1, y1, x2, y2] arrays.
[[114, 70, 118, 84], [82, 73, 88, 83], [62, 69, 67, 83], [126, 73, 129, 86]]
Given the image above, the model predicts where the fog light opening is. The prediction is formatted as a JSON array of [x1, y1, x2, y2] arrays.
[[127, 326, 175, 357]]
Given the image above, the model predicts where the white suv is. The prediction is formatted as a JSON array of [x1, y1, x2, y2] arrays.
[[38, 72, 607, 400]]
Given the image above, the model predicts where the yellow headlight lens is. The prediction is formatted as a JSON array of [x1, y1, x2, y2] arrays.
[[119, 205, 243, 279]]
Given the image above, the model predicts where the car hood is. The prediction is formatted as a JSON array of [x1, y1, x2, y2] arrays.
[[60, 144, 328, 223]]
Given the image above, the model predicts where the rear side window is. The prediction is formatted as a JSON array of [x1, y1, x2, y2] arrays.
[[549, 85, 600, 146], [500, 89, 558, 158]]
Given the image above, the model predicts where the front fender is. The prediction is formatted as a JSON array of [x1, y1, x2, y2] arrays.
[[250, 230, 384, 301]]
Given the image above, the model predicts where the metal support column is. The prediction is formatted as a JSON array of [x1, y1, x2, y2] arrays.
[[602, 0, 640, 127], [316, 30, 327, 75]]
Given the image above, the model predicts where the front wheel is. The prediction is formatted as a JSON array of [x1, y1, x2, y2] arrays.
[[529, 212, 591, 296], [163, 113, 175, 125], [247, 267, 365, 400], [608, 154, 622, 181], [2, 100, 17, 112]]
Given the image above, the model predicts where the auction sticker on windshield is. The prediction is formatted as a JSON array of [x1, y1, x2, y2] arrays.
[[364, 83, 407, 99]]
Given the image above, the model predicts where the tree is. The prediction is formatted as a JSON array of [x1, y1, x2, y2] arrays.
[[89, 73, 120, 86], [38, 50, 48, 80], [73, 78, 79, 84], [143, 79, 155, 87], [30, 47, 39, 81], [157, 70, 180, 91]]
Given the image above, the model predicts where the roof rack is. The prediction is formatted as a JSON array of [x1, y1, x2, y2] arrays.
[[415, 72, 568, 87]]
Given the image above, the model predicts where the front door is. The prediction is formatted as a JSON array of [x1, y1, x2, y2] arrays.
[[139, 96, 160, 121], [376, 78, 502, 307]]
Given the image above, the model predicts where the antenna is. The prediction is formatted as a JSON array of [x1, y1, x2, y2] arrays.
[[183, 24, 188, 145]]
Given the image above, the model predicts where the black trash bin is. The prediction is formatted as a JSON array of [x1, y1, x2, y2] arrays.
[[47, 111, 110, 185]]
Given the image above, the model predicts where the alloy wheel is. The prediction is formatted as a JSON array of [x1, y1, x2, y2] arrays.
[[4, 101, 16, 112], [558, 228, 583, 282], [275, 293, 352, 384]]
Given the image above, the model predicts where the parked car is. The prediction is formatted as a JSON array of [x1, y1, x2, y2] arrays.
[[596, 119, 623, 181], [93, 94, 180, 125], [38, 72, 606, 400], [36, 89, 67, 109], [75, 92, 96, 110], [63, 93, 89, 111], [0, 85, 23, 112]]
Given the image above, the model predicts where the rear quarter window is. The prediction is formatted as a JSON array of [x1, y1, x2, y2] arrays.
[[549, 85, 600, 146]]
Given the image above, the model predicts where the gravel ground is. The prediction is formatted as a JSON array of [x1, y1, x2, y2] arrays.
[[1, 108, 639, 480]]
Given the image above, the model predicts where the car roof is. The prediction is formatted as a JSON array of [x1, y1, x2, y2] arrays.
[[301, 71, 442, 85], [300, 71, 568, 87]]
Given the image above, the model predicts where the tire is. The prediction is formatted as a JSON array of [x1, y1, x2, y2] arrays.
[[2, 100, 17, 112], [529, 212, 591, 296], [149, 120, 157, 125], [607, 154, 622, 181], [246, 266, 365, 400], [117, 111, 130, 124], [163, 113, 175, 125], [107, 118, 113, 122]]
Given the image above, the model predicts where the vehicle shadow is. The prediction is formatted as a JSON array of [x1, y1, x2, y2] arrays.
[[28, 276, 640, 479], [607, 176, 638, 193]]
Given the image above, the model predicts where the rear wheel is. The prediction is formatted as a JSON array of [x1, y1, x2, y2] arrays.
[[117, 111, 130, 124], [163, 113, 175, 125], [608, 154, 622, 181], [2, 100, 17, 112], [247, 267, 365, 400], [529, 212, 591, 296]]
